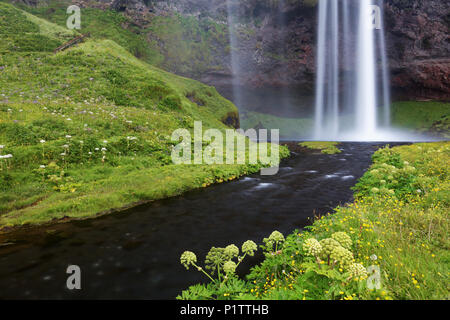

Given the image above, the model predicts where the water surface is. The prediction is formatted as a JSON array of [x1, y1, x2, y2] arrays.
[[0, 142, 396, 299]]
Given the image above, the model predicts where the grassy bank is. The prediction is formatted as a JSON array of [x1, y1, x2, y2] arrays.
[[299, 141, 342, 154], [0, 2, 288, 229], [178, 141, 449, 300]]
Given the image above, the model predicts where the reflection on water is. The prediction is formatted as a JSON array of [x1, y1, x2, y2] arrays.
[[0, 143, 401, 299]]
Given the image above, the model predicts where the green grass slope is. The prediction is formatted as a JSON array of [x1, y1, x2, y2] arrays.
[[10, 0, 229, 77], [0, 2, 286, 229]]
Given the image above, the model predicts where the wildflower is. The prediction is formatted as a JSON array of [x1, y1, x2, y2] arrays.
[[303, 238, 322, 257], [331, 232, 352, 250], [180, 251, 197, 270], [0, 145, 4, 149], [330, 246, 354, 269], [268, 231, 285, 243], [319, 238, 341, 257], [39, 165, 46, 169], [242, 240, 258, 256], [40, 140, 45, 143], [65, 135, 72, 139], [224, 244, 239, 259], [223, 261, 237, 275], [101, 148, 107, 152], [348, 263, 368, 280]]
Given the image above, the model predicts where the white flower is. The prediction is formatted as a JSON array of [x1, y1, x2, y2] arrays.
[[40, 165, 46, 169], [95, 148, 99, 151], [2, 154, 13, 159], [63, 144, 69, 149], [60, 153, 66, 156], [40, 140, 46, 143], [88, 152, 92, 155], [103, 140, 108, 144], [101, 148, 107, 152], [0, 145, 4, 149], [66, 135, 72, 139]]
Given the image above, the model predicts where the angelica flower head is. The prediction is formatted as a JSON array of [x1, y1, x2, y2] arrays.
[[349, 263, 368, 280], [180, 251, 197, 270], [242, 240, 257, 256], [303, 238, 322, 257], [330, 246, 354, 269], [319, 238, 341, 257], [223, 261, 237, 275], [268, 231, 285, 243], [224, 244, 239, 259], [331, 232, 352, 250]]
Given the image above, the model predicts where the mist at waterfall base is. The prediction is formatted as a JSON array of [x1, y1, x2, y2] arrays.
[[221, 0, 438, 142]]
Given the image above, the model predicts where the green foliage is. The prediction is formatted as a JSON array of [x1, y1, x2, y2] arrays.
[[0, 3, 289, 227], [353, 145, 420, 199], [299, 141, 342, 154], [177, 240, 258, 299], [178, 142, 450, 300]]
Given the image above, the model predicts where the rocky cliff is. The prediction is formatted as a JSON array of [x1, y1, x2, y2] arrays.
[[13, 0, 450, 101]]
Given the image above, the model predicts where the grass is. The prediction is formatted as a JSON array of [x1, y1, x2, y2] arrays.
[[9, 0, 229, 77], [0, 2, 288, 229], [299, 141, 342, 154], [391, 101, 450, 139], [178, 142, 449, 300]]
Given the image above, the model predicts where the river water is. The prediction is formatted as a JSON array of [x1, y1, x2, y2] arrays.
[[0, 142, 397, 299]]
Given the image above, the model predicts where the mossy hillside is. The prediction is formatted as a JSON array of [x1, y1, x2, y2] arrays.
[[11, 0, 229, 77], [179, 142, 449, 300], [391, 101, 450, 139], [8, 0, 156, 62], [0, 3, 289, 228]]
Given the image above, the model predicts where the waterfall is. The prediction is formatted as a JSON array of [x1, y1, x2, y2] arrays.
[[226, 0, 242, 110], [378, 1, 391, 127], [355, 0, 377, 137], [314, 0, 391, 140]]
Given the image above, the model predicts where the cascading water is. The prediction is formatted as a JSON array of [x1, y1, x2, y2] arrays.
[[314, 0, 391, 140], [226, 0, 243, 110]]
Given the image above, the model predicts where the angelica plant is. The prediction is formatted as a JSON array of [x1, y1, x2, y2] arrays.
[[180, 240, 258, 286]]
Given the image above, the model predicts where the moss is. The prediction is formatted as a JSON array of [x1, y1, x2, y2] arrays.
[[0, 2, 289, 229], [299, 141, 342, 154], [391, 101, 450, 138]]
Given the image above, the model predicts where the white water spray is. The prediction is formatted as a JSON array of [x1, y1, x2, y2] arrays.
[[226, 0, 242, 109], [314, 0, 391, 140]]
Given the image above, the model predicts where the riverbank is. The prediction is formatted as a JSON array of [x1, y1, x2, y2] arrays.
[[0, 2, 290, 231], [178, 141, 449, 300]]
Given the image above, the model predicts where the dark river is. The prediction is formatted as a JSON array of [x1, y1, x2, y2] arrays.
[[0, 142, 397, 299]]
